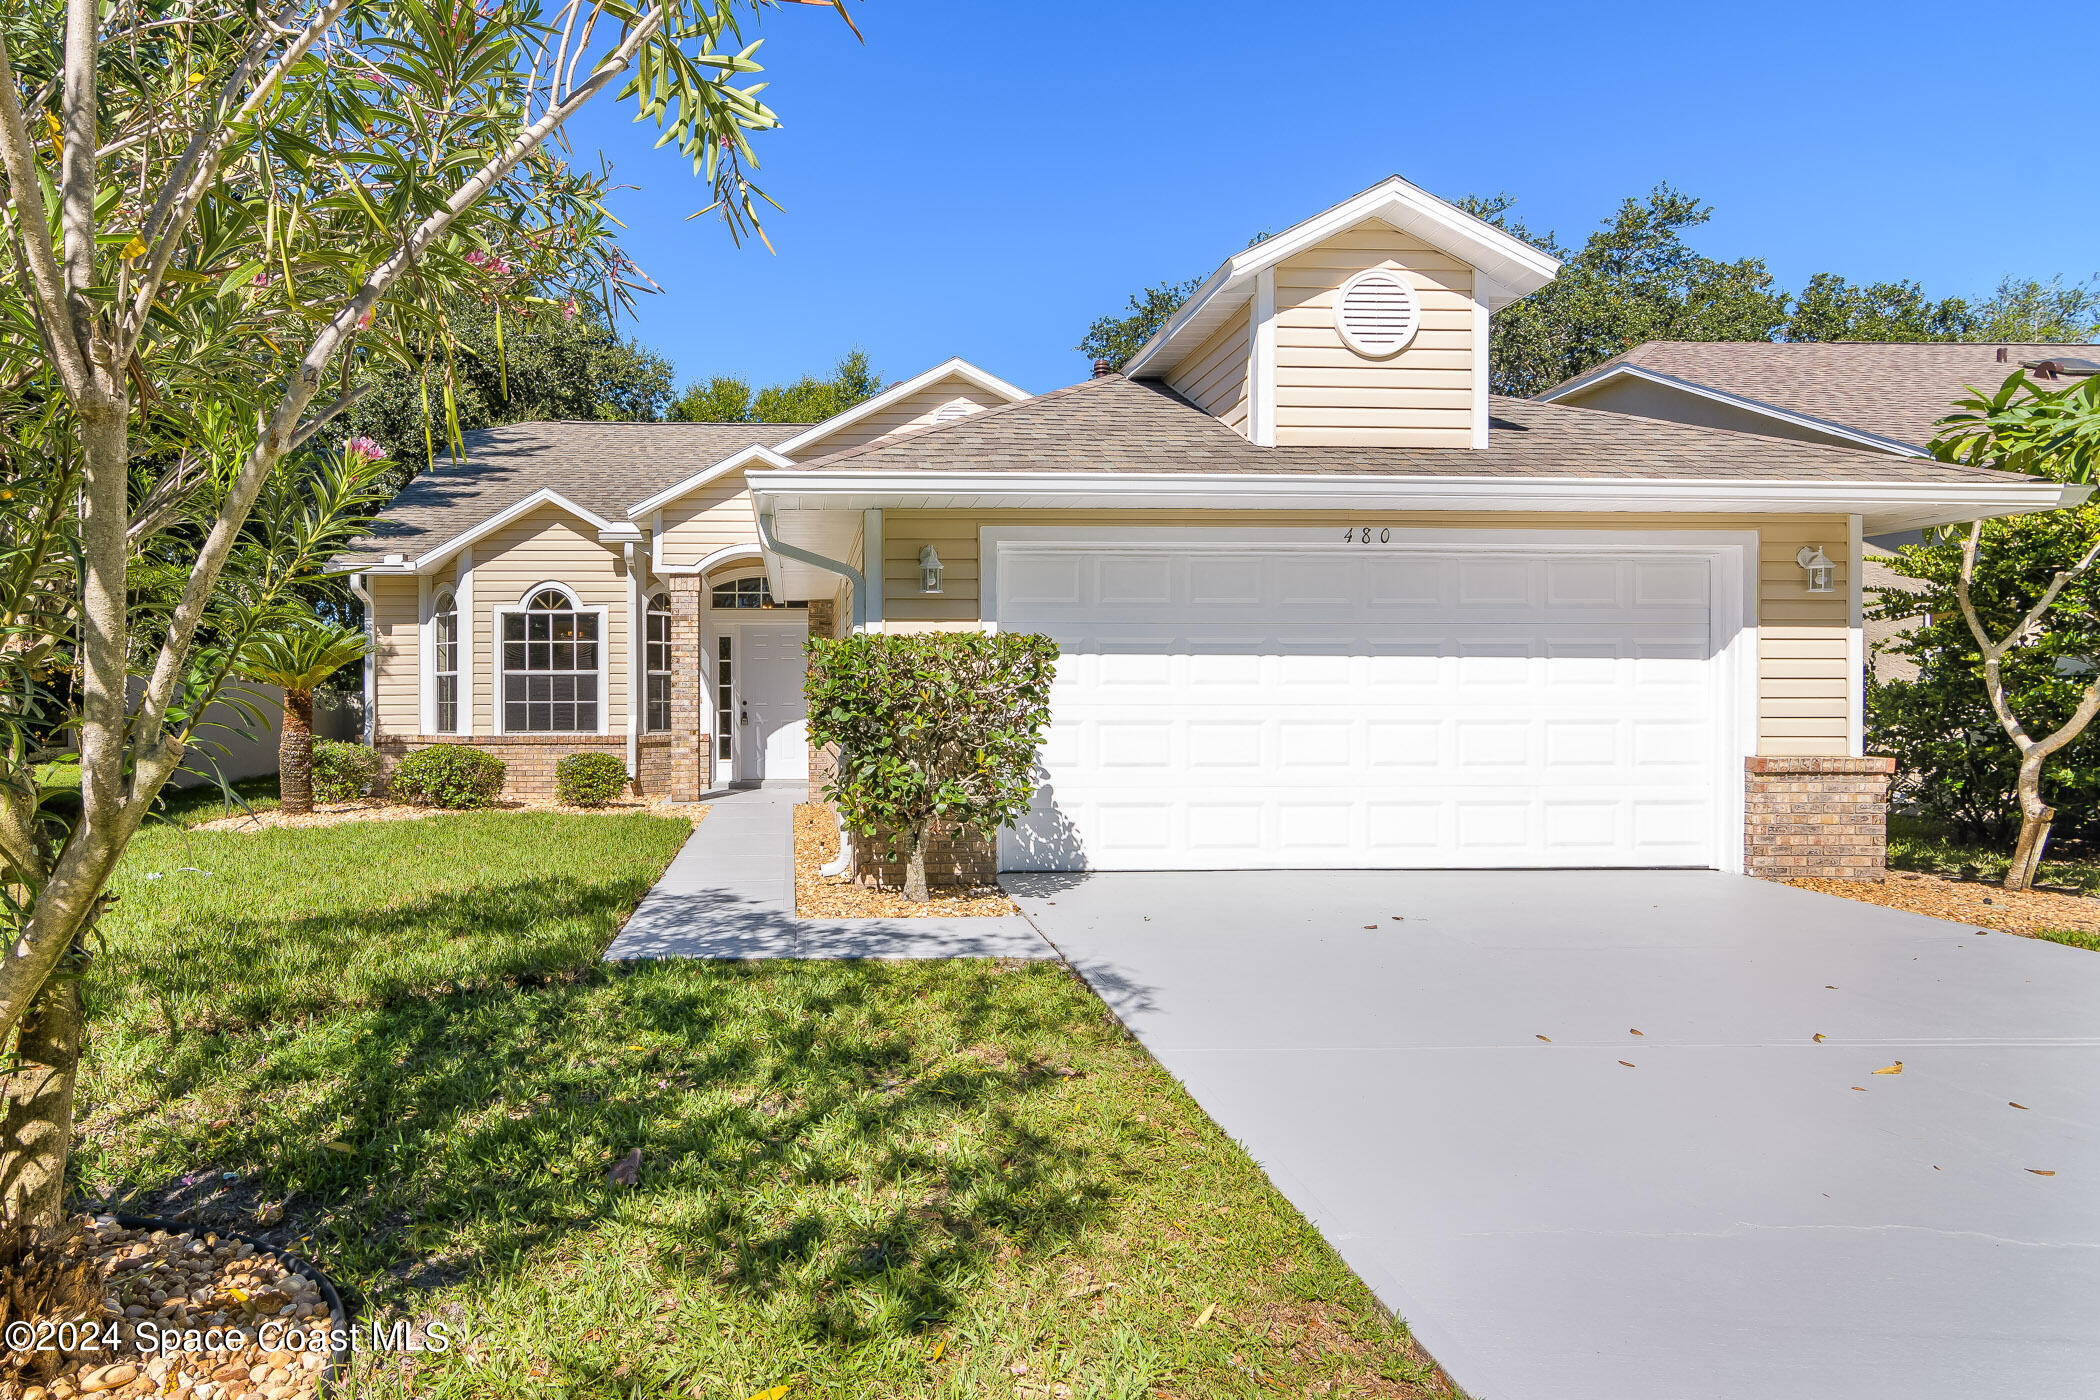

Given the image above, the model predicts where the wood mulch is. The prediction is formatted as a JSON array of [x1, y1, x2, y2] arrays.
[[4, 1216, 337, 1399], [794, 802, 1017, 919], [1787, 868, 2100, 939], [192, 795, 704, 833]]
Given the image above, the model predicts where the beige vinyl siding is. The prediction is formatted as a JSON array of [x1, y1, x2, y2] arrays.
[[1273, 219, 1475, 448], [372, 574, 423, 738], [1165, 312, 1250, 432], [657, 477, 759, 571], [878, 510, 1852, 755], [465, 504, 632, 735], [802, 376, 1016, 455]]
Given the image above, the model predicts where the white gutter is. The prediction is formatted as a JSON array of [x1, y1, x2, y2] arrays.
[[348, 573, 376, 745], [756, 509, 868, 630]]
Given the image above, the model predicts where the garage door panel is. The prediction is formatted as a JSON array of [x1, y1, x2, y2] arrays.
[[1001, 546, 1723, 871]]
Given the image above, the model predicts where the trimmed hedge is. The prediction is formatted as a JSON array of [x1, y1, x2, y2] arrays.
[[389, 744, 505, 809], [555, 752, 628, 808], [311, 741, 381, 804]]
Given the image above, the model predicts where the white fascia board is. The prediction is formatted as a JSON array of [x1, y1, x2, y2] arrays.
[[768, 357, 1031, 460], [1537, 364, 1931, 457], [748, 469, 2086, 535], [1124, 175, 1563, 378], [406, 488, 616, 573], [623, 443, 795, 519]]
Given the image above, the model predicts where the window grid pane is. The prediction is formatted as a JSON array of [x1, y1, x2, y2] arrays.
[[432, 599, 459, 733], [501, 592, 598, 732], [715, 636, 733, 761]]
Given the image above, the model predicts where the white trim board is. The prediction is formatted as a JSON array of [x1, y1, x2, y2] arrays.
[[981, 524, 1757, 876], [624, 443, 796, 521], [768, 357, 1031, 461]]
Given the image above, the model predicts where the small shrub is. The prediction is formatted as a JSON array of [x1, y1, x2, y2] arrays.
[[311, 740, 382, 804], [556, 751, 628, 807], [389, 744, 505, 809]]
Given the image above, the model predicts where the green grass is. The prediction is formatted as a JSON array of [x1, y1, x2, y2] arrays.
[[77, 810, 1444, 1398]]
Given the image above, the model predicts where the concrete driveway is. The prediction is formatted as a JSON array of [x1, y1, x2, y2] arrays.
[[1003, 870, 2100, 1400]]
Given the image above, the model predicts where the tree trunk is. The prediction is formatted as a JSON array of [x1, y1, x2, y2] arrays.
[[279, 689, 315, 815], [904, 823, 932, 903], [0, 970, 85, 1228], [2005, 751, 2054, 891]]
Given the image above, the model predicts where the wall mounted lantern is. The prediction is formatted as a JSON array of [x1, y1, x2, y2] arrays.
[[918, 545, 944, 595], [1796, 545, 1837, 594]]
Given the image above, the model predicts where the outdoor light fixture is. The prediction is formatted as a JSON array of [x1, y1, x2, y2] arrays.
[[1796, 545, 1837, 594], [918, 544, 944, 594]]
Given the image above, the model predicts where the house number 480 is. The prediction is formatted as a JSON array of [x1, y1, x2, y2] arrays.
[[1343, 526, 1391, 544]]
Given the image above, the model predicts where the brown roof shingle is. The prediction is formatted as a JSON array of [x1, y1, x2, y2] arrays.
[[793, 373, 2016, 484], [1551, 341, 2100, 448], [337, 420, 798, 566]]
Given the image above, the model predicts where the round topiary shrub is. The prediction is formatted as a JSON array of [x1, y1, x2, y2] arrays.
[[555, 751, 629, 807], [310, 740, 382, 804], [389, 743, 505, 809]]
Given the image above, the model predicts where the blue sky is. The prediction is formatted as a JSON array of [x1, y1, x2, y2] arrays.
[[560, 0, 2100, 398]]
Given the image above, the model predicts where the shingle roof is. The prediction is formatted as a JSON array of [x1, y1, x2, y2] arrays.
[[792, 373, 2016, 484], [337, 420, 798, 566], [1550, 341, 2100, 448]]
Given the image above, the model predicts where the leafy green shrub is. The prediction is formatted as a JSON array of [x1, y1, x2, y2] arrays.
[[555, 752, 628, 807], [310, 741, 382, 804], [806, 630, 1058, 901], [389, 744, 505, 809]]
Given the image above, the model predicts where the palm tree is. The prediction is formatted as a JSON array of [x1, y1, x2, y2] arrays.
[[236, 620, 369, 815]]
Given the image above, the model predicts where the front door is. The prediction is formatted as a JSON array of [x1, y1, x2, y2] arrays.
[[727, 622, 809, 783]]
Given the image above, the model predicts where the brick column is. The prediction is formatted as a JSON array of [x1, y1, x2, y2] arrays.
[[1743, 756, 1896, 880], [663, 576, 707, 801]]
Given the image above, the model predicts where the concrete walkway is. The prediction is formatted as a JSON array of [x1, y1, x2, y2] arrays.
[[1008, 869, 2100, 1400], [605, 783, 1053, 960]]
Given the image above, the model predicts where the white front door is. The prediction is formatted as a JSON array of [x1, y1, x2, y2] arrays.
[[727, 622, 809, 783], [996, 537, 1744, 872]]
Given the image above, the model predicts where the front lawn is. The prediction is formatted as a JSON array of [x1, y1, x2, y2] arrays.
[[77, 804, 1446, 1397]]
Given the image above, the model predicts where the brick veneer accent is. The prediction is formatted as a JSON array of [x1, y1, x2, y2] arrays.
[[664, 576, 710, 800], [1743, 755, 1896, 880], [378, 733, 675, 800]]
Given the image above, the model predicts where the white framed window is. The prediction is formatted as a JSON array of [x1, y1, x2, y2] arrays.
[[497, 584, 604, 733], [715, 634, 734, 761], [432, 589, 460, 733], [645, 591, 672, 733], [710, 574, 806, 610]]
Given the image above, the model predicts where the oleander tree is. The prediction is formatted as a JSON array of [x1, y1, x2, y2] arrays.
[[1875, 372, 2100, 890], [0, 0, 855, 1226]]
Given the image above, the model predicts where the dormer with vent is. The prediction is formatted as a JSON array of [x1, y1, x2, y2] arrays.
[[1124, 176, 1559, 448]]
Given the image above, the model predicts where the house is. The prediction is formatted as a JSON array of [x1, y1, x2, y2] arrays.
[[338, 177, 2086, 881], [1537, 341, 2100, 680]]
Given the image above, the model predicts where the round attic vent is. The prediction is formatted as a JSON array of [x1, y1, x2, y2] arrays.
[[1334, 268, 1421, 358], [930, 400, 979, 425]]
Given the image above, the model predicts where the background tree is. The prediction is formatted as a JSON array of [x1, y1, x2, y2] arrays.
[[0, 0, 847, 1226], [233, 617, 369, 815], [1078, 185, 2099, 392], [1872, 373, 2100, 889], [667, 348, 881, 422], [805, 632, 1058, 902], [338, 296, 677, 479]]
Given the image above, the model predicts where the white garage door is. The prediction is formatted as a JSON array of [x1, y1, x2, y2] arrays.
[[997, 539, 1731, 872]]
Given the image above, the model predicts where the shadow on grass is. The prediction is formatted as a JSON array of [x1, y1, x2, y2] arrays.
[[92, 955, 1115, 1346]]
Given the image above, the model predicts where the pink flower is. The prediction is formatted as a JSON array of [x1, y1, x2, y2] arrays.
[[464, 249, 512, 277], [561, 297, 580, 320], [358, 307, 375, 328], [342, 436, 384, 464]]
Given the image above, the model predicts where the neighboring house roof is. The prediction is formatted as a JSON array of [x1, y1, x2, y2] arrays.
[[1122, 175, 1561, 378], [791, 371, 2028, 484], [338, 421, 797, 567], [1538, 341, 2100, 450]]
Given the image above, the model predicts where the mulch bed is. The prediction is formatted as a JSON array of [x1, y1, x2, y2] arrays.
[[1788, 869, 2100, 939], [794, 803, 1017, 918], [4, 1218, 336, 1400]]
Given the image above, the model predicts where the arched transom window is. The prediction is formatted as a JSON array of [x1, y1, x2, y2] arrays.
[[503, 586, 598, 732], [645, 592, 672, 732]]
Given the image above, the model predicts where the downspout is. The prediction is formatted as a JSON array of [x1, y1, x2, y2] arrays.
[[348, 573, 375, 745], [625, 543, 641, 781], [756, 510, 863, 876]]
